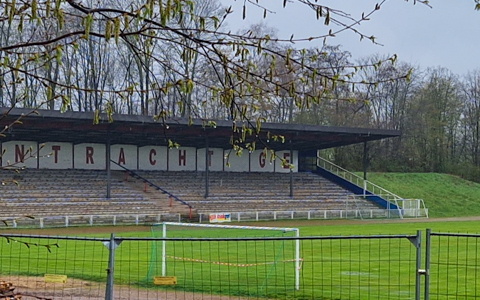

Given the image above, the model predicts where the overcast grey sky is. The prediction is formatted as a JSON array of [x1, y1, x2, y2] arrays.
[[225, 0, 480, 75]]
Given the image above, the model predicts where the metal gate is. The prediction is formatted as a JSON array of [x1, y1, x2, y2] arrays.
[[424, 229, 480, 300]]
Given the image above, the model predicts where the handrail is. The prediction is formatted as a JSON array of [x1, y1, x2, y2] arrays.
[[316, 156, 429, 218], [316, 156, 405, 218], [109, 161, 193, 211], [316, 156, 404, 202]]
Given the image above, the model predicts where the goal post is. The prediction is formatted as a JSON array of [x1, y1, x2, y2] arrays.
[[151, 222, 301, 291]]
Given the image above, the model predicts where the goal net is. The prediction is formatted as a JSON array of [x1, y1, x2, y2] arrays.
[[147, 222, 301, 297]]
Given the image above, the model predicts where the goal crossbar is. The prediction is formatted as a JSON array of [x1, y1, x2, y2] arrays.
[[156, 222, 299, 232]]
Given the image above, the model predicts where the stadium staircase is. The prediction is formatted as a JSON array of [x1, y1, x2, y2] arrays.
[[111, 162, 194, 219], [315, 156, 428, 218]]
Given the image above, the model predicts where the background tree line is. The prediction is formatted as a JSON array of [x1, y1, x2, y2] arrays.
[[1, 0, 478, 181], [320, 59, 480, 182]]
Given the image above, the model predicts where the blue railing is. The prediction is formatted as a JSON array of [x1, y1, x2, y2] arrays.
[[315, 156, 404, 218]]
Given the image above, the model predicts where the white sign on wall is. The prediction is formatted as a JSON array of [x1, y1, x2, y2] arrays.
[[168, 147, 196, 171], [74, 143, 106, 170], [39, 142, 73, 169], [139, 146, 168, 170], [1, 141, 38, 168], [197, 148, 224, 171], [0, 140, 299, 173], [250, 149, 275, 172], [110, 144, 137, 170], [274, 150, 297, 173], [224, 150, 250, 172]]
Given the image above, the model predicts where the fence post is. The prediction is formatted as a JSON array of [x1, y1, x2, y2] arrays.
[[162, 223, 167, 277], [415, 230, 422, 300], [104, 233, 121, 300], [424, 229, 431, 300]]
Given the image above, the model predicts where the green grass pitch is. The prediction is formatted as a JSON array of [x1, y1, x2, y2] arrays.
[[1, 220, 480, 299]]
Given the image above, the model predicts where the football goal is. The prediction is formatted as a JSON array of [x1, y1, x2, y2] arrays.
[[148, 222, 301, 295]]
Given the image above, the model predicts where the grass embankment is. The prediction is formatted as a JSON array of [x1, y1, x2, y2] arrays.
[[363, 172, 480, 218]]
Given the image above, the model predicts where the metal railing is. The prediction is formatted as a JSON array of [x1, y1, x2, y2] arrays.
[[1, 208, 390, 229], [316, 156, 429, 218], [198, 208, 390, 223], [0, 213, 181, 229]]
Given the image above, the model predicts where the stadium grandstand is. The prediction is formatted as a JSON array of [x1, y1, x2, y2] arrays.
[[0, 108, 428, 227]]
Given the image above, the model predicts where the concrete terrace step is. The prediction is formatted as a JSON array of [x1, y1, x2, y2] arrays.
[[1, 195, 147, 201], [0, 169, 174, 217], [0, 169, 385, 219], [3, 199, 154, 205], [187, 202, 370, 210], [124, 170, 383, 216], [0, 209, 170, 218]]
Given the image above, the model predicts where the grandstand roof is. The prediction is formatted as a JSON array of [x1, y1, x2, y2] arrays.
[[0, 108, 400, 151]]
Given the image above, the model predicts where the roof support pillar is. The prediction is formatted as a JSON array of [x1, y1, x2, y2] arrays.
[[289, 141, 294, 198], [106, 137, 111, 199], [363, 141, 368, 181], [363, 141, 368, 196], [204, 136, 210, 198]]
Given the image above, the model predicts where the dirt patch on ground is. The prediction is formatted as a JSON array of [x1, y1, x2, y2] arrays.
[[2, 275, 258, 300], [2, 275, 104, 300]]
